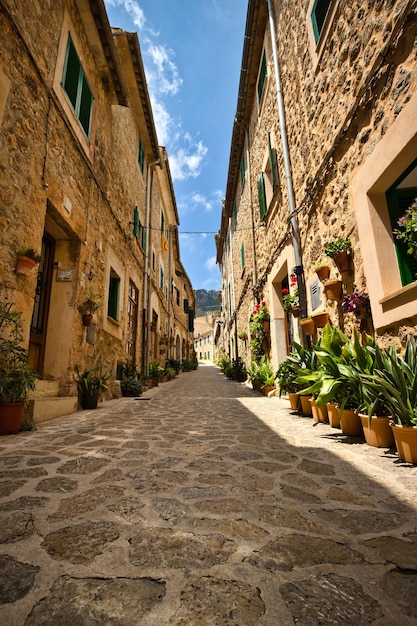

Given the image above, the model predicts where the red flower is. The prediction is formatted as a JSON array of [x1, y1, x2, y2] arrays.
[[282, 288, 289, 295]]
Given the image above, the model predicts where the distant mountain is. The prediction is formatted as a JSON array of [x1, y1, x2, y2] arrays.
[[195, 289, 221, 317]]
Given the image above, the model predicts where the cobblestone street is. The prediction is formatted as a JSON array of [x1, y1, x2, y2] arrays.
[[0, 362, 416, 625]]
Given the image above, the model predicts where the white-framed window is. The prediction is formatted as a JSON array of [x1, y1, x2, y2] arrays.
[[62, 34, 94, 139]]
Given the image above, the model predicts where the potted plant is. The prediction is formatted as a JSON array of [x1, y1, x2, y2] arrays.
[[120, 377, 143, 397], [276, 357, 301, 410], [149, 361, 162, 386], [393, 197, 417, 257], [238, 330, 248, 341], [324, 237, 352, 272], [311, 310, 329, 328], [341, 291, 371, 319], [323, 278, 343, 301], [0, 299, 39, 434], [78, 294, 100, 326], [15, 246, 41, 276], [361, 337, 417, 463], [75, 365, 110, 409], [300, 317, 315, 335], [314, 259, 331, 282], [282, 288, 299, 315]]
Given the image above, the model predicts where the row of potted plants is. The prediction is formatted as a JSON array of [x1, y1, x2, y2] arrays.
[[277, 324, 417, 464]]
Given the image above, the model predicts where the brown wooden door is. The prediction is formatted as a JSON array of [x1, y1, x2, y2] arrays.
[[29, 234, 55, 375]]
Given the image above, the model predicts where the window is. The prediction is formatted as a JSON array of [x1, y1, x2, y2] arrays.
[[138, 137, 145, 174], [386, 182, 417, 287], [311, 0, 332, 44], [133, 206, 139, 239], [241, 242, 245, 269], [257, 50, 267, 106], [108, 268, 120, 321], [152, 251, 156, 271], [62, 35, 93, 138], [233, 201, 238, 225], [257, 173, 267, 221], [160, 266, 164, 290]]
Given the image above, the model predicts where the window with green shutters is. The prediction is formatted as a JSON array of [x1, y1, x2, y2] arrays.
[[108, 269, 120, 321], [241, 242, 245, 269], [240, 153, 246, 186], [138, 137, 145, 174], [257, 50, 267, 105], [133, 206, 139, 238], [62, 35, 93, 138], [258, 172, 267, 221], [268, 132, 278, 187], [386, 187, 417, 287], [233, 201, 238, 225], [311, 0, 332, 44], [160, 266, 164, 290]]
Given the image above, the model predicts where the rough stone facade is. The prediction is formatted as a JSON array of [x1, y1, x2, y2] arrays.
[[217, 0, 417, 367], [0, 0, 194, 420]]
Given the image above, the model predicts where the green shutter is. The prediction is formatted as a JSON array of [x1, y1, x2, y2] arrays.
[[141, 225, 147, 252], [63, 37, 79, 109], [241, 242, 245, 268], [240, 153, 246, 185], [62, 35, 93, 138], [138, 138, 144, 174], [257, 51, 267, 104], [258, 173, 267, 220], [268, 132, 277, 186], [387, 188, 417, 286], [233, 201, 238, 225], [133, 206, 139, 238], [311, 0, 331, 44], [108, 275, 119, 320]]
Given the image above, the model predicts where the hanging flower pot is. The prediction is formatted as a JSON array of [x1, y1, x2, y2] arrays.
[[323, 279, 343, 301], [291, 305, 301, 318], [300, 317, 315, 335], [82, 314, 93, 327], [332, 251, 352, 273], [312, 312, 329, 328], [315, 265, 331, 282], [16, 256, 38, 276]]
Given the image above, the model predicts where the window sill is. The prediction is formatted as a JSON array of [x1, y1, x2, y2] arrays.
[[379, 281, 417, 310], [107, 316, 121, 327]]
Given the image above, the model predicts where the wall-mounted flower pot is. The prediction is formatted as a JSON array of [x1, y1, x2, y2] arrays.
[[331, 251, 352, 273], [16, 256, 38, 276], [312, 312, 329, 328], [315, 265, 330, 282], [300, 317, 315, 335], [323, 279, 343, 301], [262, 321, 270, 332], [82, 314, 93, 326], [291, 305, 301, 318]]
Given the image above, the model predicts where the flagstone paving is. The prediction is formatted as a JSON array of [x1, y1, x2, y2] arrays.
[[0, 361, 416, 625]]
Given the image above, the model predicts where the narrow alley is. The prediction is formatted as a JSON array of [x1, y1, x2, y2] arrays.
[[0, 362, 416, 625]]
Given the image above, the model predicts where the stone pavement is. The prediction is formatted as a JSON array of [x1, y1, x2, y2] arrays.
[[0, 362, 416, 625]]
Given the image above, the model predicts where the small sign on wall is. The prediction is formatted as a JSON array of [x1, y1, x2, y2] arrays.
[[56, 269, 73, 282]]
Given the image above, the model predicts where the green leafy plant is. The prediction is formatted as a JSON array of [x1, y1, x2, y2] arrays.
[[276, 359, 301, 395], [75, 365, 110, 395], [282, 288, 299, 312], [77, 294, 100, 315], [324, 237, 352, 257], [16, 246, 41, 263], [0, 299, 39, 403], [249, 302, 270, 362], [149, 361, 162, 380], [120, 377, 143, 397], [248, 356, 275, 389]]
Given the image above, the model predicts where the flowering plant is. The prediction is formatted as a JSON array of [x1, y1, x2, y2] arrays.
[[393, 198, 417, 256], [250, 302, 270, 324], [341, 291, 370, 315], [282, 289, 299, 312]]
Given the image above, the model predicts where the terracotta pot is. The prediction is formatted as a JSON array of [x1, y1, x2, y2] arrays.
[[327, 403, 340, 428], [331, 251, 351, 273], [315, 265, 330, 281], [261, 385, 275, 396], [359, 414, 395, 448], [82, 314, 93, 326], [300, 395, 312, 417], [300, 318, 315, 335], [16, 256, 37, 276], [390, 424, 417, 464], [339, 409, 363, 437], [0, 402, 25, 435], [323, 280, 343, 301], [312, 312, 329, 328], [291, 305, 301, 318], [263, 321, 270, 332], [288, 393, 300, 411], [310, 399, 328, 423]]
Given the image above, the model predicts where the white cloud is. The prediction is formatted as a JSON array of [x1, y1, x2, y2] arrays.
[[169, 140, 208, 181], [105, 0, 146, 30], [205, 256, 217, 271], [147, 44, 183, 96]]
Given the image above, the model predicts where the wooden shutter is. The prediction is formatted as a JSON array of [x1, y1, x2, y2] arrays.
[[387, 188, 417, 286], [108, 274, 119, 320], [133, 206, 139, 238], [258, 173, 267, 220], [241, 242, 245, 268], [268, 133, 278, 186]]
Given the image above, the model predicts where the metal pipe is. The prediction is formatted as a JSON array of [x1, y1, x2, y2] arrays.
[[266, 0, 307, 317]]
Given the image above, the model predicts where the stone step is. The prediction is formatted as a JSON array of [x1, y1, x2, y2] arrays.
[[30, 380, 61, 398], [26, 396, 78, 424]]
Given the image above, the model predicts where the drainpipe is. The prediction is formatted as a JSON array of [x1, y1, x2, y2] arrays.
[[266, 0, 307, 318], [143, 158, 161, 375], [229, 217, 238, 359]]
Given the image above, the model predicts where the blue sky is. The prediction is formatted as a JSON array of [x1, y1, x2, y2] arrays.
[[104, 0, 247, 291]]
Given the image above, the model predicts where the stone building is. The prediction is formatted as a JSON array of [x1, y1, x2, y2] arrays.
[[0, 0, 194, 421], [194, 315, 216, 362], [216, 0, 417, 368]]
